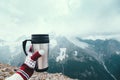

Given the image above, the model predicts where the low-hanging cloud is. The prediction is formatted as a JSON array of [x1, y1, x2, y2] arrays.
[[0, 0, 120, 40]]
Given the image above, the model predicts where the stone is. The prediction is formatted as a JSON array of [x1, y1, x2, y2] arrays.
[[0, 63, 77, 80]]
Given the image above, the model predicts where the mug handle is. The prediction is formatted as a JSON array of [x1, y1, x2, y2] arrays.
[[22, 39, 31, 55]]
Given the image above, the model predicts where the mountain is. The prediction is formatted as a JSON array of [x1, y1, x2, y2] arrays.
[[48, 36, 120, 80], [0, 38, 25, 66], [0, 35, 120, 80]]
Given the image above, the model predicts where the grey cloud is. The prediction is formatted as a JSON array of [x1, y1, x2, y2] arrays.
[[0, 0, 120, 40]]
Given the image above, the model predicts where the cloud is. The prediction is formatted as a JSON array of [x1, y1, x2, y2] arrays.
[[68, 0, 82, 11], [0, 0, 120, 41]]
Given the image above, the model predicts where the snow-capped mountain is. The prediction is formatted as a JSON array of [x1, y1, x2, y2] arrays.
[[48, 35, 120, 80], [0, 37, 26, 66], [0, 34, 120, 80]]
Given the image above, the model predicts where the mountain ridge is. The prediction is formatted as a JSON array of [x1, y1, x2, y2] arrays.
[[0, 35, 120, 80]]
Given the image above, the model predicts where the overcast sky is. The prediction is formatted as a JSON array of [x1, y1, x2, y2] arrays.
[[0, 0, 120, 41]]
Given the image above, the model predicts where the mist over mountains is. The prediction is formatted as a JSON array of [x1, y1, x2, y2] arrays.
[[0, 34, 120, 80]]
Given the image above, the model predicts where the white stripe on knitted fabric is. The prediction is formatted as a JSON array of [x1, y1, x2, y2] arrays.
[[17, 70, 29, 80], [20, 70, 30, 80], [17, 69, 29, 80]]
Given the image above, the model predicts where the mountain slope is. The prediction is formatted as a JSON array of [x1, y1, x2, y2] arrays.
[[48, 36, 120, 80], [0, 35, 120, 80]]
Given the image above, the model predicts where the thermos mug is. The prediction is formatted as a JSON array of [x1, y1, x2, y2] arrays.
[[22, 34, 49, 72]]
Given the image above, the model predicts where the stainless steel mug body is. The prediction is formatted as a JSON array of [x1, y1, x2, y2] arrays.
[[22, 34, 49, 72], [33, 43, 49, 72]]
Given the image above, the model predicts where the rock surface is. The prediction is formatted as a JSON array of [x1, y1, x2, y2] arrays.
[[0, 63, 77, 80]]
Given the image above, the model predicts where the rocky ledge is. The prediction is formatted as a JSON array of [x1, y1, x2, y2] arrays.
[[0, 63, 77, 80]]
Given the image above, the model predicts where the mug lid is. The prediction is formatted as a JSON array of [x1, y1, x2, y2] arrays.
[[32, 34, 49, 43]]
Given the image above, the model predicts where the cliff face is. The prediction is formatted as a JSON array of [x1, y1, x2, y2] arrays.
[[0, 63, 77, 80]]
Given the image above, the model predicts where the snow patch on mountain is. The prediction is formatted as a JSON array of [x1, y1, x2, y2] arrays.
[[50, 39, 57, 48], [82, 35, 107, 40], [81, 34, 120, 41], [74, 51, 78, 56], [116, 51, 120, 55], [56, 48, 68, 62], [66, 36, 89, 49], [101, 61, 117, 80]]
